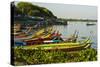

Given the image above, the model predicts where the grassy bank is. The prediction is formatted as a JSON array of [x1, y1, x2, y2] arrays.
[[13, 47, 97, 65]]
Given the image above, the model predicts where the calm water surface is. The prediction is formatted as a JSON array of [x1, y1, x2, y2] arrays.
[[52, 21, 97, 49]]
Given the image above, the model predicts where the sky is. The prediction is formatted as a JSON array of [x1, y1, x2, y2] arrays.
[[15, 2, 97, 19]]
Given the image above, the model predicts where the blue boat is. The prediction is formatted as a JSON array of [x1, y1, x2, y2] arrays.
[[15, 41, 26, 46]]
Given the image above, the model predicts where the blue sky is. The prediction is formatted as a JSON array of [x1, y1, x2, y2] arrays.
[[15, 2, 97, 19]]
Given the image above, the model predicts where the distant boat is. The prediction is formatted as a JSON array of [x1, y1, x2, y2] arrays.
[[86, 22, 96, 26]]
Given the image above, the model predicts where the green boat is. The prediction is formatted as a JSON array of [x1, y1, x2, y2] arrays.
[[18, 38, 92, 51]]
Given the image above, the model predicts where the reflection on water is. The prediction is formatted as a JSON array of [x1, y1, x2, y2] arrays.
[[52, 21, 97, 49]]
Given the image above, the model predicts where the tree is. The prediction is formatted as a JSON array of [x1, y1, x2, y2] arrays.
[[17, 2, 34, 16], [16, 2, 56, 18]]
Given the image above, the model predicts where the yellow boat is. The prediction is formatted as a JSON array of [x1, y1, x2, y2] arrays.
[[32, 27, 53, 38], [21, 38, 92, 51], [24, 27, 53, 41], [32, 28, 45, 38]]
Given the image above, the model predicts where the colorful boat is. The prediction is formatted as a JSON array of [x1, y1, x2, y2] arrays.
[[19, 38, 92, 51], [23, 30, 62, 45], [15, 27, 53, 39]]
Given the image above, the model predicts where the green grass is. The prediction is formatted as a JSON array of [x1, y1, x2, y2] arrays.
[[13, 47, 97, 66]]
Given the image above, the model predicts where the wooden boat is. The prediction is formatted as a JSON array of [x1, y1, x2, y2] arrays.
[[15, 30, 79, 46], [65, 31, 78, 42], [23, 31, 63, 45], [42, 30, 61, 39], [21, 38, 92, 51], [14, 30, 63, 46], [15, 27, 51, 39], [14, 29, 54, 45], [23, 29, 55, 41], [15, 32, 27, 38], [24, 28, 53, 39], [86, 22, 96, 26], [14, 41, 26, 46]]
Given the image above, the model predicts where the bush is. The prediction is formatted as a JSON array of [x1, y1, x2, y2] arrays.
[[14, 47, 97, 65]]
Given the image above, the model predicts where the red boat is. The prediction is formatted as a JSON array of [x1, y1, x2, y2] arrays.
[[24, 31, 62, 45]]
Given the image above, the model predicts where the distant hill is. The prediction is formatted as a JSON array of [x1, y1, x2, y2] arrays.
[[14, 2, 56, 18]]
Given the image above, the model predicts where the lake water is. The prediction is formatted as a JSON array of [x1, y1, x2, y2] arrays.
[[52, 21, 97, 49]]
